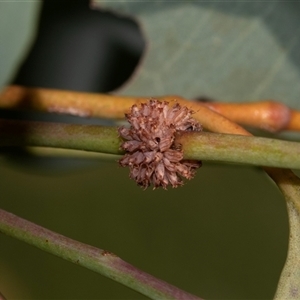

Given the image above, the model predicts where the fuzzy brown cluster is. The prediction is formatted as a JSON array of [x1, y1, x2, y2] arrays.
[[118, 99, 202, 189]]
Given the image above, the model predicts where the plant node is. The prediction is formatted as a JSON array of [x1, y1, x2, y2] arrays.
[[118, 99, 202, 189]]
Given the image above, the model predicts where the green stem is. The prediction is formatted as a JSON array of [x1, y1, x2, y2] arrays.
[[1, 119, 300, 169], [0, 208, 202, 300], [176, 131, 300, 169], [0, 119, 122, 155], [266, 169, 300, 299]]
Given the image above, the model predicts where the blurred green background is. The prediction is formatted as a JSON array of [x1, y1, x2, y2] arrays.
[[0, 159, 289, 299], [0, 1, 296, 299]]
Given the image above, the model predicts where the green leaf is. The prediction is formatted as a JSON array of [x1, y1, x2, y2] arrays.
[[95, 1, 300, 109], [0, 1, 40, 88]]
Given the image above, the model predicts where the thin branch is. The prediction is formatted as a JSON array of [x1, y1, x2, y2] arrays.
[[176, 131, 300, 169], [0, 291, 7, 300], [1, 119, 300, 169], [3, 85, 298, 133], [265, 169, 300, 299], [201, 101, 294, 132], [0, 119, 122, 155], [0, 208, 202, 300]]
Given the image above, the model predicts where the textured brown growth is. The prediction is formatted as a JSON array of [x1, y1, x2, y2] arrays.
[[118, 99, 202, 189]]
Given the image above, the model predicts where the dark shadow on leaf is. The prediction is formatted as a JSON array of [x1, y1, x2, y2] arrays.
[[13, 0, 146, 93]]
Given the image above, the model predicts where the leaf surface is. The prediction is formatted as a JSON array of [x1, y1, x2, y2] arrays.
[[95, 1, 300, 109]]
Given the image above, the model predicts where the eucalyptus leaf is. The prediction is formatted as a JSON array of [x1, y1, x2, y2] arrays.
[[0, 1, 40, 88], [95, 1, 300, 110]]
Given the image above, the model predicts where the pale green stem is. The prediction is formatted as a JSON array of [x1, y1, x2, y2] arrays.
[[0, 208, 202, 300], [0, 119, 122, 155], [1, 119, 300, 169], [176, 131, 300, 169], [265, 169, 300, 299]]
